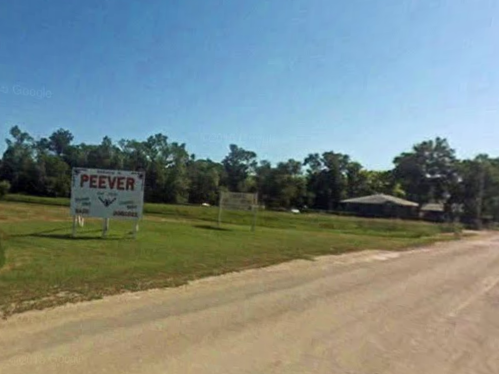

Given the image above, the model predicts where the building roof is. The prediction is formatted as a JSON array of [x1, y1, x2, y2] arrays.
[[341, 194, 419, 207], [421, 203, 444, 212]]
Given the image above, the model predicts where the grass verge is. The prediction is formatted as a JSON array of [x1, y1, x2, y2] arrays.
[[0, 197, 457, 318], [0, 234, 5, 270]]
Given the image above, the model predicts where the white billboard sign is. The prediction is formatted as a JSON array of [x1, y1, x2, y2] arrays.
[[70, 168, 145, 220], [220, 192, 257, 211], [218, 191, 258, 231]]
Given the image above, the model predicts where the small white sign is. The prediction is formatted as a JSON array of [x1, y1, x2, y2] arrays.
[[220, 192, 257, 211], [70, 168, 145, 220]]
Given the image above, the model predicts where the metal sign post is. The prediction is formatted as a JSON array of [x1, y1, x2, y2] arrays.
[[102, 218, 110, 238], [217, 192, 223, 228], [72, 216, 77, 238], [132, 220, 139, 239], [251, 204, 257, 232]]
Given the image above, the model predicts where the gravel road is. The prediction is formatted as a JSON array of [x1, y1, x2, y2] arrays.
[[1, 234, 499, 373]]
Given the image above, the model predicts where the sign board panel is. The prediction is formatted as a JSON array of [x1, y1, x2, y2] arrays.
[[220, 192, 257, 211], [70, 168, 145, 220]]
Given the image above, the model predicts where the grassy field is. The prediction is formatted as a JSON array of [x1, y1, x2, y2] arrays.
[[0, 195, 457, 317]]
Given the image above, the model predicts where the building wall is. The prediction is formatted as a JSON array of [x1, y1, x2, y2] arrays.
[[344, 203, 418, 219]]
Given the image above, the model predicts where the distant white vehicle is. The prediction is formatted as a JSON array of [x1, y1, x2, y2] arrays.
[[201, 203, 210, 207], [290, 209, 300, 214]]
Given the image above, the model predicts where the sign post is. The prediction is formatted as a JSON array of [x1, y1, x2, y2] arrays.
[[72, 216, 77, 238], [218, 191, 258, 231], [217, 193, 223, 228], [132, 220, 139, 239], [102, 218, 110, 238], [251, 204, 257, 232], [70, 168, 145, 238]]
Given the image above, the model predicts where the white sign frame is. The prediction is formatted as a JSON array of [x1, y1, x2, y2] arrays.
[[70, 168, 145, 238], [218, 191, 258, 231]]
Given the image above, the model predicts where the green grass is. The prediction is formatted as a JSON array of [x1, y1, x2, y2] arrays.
[[0, 196, 456, 317], [0, 235, 5, 270], [5, 194, 450, 237]]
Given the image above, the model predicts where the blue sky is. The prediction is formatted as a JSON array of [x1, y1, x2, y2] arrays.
[[1, 0, 498, 169]]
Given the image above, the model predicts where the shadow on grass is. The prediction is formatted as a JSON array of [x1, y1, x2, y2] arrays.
[[11, 227, 70, 238], [30, 233, 123, 241], [13, 228, 124, 241], [193, 224, 231, 232]]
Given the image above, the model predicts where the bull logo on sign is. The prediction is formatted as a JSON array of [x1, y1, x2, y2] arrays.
[[98, 197, 117, 207]]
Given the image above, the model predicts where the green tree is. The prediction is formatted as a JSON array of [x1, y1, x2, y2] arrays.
[[119, 139, 149, 171], [456, 155, 499, 227], [393, 137, 458, 204], [360, 170, 406, 198], [256, 159, 306, 209], [33, 137, 71, 197], [304, 152, 352, 210], [346, 162, 369, 198], [188, 159, 223, 204], [121, 134, 191, 204], [0, 126, 41, 194], [222, 144, 257, 192], [0, 180, 10, 199], [48, 128, 74, 156], [164, 142, 190, 204], [40, 154, 71, 197], [87, 137, 123, 169]]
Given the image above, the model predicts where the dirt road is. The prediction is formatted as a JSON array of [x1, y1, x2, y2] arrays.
[[2, 234, 499, 373]]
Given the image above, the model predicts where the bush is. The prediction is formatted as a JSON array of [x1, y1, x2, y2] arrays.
[[0, 180, 10, 199]]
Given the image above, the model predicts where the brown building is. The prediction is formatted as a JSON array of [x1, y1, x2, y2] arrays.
[[420, 203, 445, 222], [341, 194, 419, 219]]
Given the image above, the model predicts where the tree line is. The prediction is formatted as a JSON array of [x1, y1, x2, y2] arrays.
[[1, 126, 498, 226]]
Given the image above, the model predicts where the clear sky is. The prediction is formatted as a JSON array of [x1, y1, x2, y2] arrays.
[[0, 0, 498, 169]]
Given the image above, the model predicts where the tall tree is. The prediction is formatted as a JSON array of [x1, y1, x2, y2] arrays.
[[222, 144, 257, 192], [393, 137, 459, 204], [256, 159, 306, 209], [3, 125, 499, 228], [48, 128, 74, 156], [456, 155, 499, 227], [345, 162, 368, 198], [87, 137, 123, 170], [188, 159, 223, 204], [164, 142, 190, 204], [0, 126, 40, 194], [304, 151, 352, 210]]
